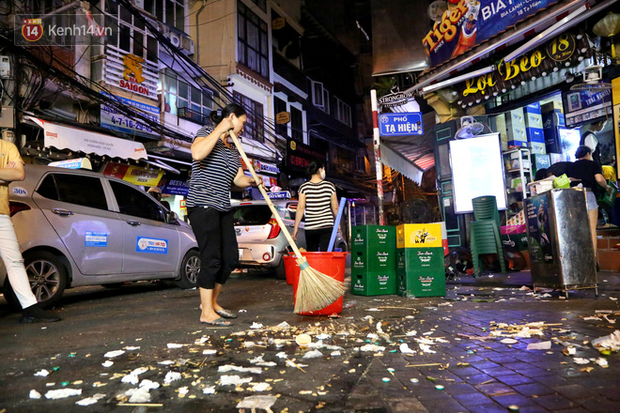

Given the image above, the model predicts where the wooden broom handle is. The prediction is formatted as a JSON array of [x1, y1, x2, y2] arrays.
[[229, 130, 303, 258]]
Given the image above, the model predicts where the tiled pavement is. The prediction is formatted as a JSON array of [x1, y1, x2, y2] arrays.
[[0, 269, 619, 412]]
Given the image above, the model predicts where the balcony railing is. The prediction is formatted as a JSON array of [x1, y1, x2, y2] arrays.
[[178, 107, 208, 125]]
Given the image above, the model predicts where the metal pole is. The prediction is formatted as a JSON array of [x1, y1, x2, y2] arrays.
[[370, 89, 385, 226], [347, 199, 352, 244]]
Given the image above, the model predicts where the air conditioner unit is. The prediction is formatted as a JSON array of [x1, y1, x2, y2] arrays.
[[169, 33, 181, 48], [181, 36, 195, 55]]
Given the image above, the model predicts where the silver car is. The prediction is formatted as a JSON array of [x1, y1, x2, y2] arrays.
[[232, 198, 347, 279], [0, 164, 200, 309]]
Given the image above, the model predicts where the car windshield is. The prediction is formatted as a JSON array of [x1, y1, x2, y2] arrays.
[[232, 205, 272, 225]]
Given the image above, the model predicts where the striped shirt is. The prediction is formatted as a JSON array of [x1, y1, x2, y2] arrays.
[[299, 180, 336, 230], [186, 126, 241, 211]]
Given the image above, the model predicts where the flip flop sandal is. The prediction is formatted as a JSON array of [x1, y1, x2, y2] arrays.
[[201, 317, 232, 327], [215, 309, 238, 319]]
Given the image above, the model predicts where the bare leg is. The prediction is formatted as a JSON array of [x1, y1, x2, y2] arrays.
[[588, 208, 598, 264], [212, 283, 224, 313], [199, 287, 220, 323]]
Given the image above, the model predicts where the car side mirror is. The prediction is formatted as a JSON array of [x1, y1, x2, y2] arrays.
[[166, 210, 179, 224]]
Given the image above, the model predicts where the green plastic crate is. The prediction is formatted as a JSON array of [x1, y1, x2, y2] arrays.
[[351, 225, 396, 252], [351, 271, 397, 296], [352, 248, 396, 273], [396, 248, 446, 297]]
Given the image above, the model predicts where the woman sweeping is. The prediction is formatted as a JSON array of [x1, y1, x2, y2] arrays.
[[292, 160, 339, 252], [187, 103, 259, 326]]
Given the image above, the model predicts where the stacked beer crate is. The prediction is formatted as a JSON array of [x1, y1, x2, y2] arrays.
[[396, 223, 446, 298], [350, 225, 396, 296]]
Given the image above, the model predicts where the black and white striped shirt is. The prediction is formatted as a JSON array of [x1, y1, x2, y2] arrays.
[[299, 180, 336, 230], [187, 126, 241, 211]]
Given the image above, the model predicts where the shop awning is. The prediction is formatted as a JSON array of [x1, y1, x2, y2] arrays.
[[24, 116, 147, 161]]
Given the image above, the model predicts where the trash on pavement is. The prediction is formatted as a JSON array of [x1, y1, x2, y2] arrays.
[[102, 361, 114, 368], [526, 341, 551, 350], [592, 330, 620, 352], [573, 357, 590, 364], [29, 389, 42, 399], [202, 386, 216, 395], [75, 393, 106, 406], [295, 334, 311, 348], [167, 343, 184, 349], [103, 350, 125, 358], [125, 386, 151, 403], [34, 369, 50, 377], [236, 395, 277, 411], [163, 371, 182, 384], [302, 350, 323, 359], [218, 365, 262, 374], [45, 388, 82, 399], [219, 375, 253, 386]]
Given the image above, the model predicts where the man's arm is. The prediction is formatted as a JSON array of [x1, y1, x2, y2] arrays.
[[0, 161, 25, 183], [292, 193, 306, 241]]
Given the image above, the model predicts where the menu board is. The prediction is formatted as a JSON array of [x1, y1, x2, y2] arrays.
[[450, 133, 507, 213]]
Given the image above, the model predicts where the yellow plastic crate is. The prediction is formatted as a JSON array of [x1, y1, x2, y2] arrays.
[[396, 223, 443, 249]]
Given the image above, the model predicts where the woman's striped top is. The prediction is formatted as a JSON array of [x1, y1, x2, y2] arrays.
[[299, 180, 336, 230], [186, 126, 241, 211]]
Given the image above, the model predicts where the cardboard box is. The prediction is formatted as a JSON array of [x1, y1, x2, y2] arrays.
[[494, 114, 508, 151], [527, 127, 545, 143], [396, 223, 443, 249], [524, 103, 543, 128], [507, 140, 528, 148], [351, 271, 396, 296], [530, 142, 546, 155], [507, 108, 527, 142], [531, 154, 551, 176]]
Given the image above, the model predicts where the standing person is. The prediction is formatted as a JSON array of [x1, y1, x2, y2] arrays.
[[187, 103, 258, 326], [292, 160, 338, 252], [567, 145, 612, 261], [147, 186, 171, 210], [0, 141, 60, 323]]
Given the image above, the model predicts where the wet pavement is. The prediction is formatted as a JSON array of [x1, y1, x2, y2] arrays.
[[1, 268, 619, 413]]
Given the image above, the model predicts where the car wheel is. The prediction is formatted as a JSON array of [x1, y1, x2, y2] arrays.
[[175, 250, 200, 289], [274, 258, 287, 280], [5, 251, 68, 309]]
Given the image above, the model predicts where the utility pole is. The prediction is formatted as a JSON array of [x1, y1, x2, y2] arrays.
[[370, 89, 385, 226]]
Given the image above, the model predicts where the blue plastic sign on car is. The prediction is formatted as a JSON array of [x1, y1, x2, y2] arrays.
[[261, 191, 291, 200], [378, 113, 423, 136]]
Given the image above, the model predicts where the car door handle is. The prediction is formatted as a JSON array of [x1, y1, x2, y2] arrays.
[[51, 208, 74, 216], [126, 220, 141, 226]]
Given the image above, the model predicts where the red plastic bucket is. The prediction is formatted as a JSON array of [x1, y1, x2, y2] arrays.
[[285, 252, 347, 315], [282, 253, 297, 285]]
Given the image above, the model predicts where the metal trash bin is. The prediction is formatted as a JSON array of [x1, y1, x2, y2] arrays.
[[525, 188, 598, 297]]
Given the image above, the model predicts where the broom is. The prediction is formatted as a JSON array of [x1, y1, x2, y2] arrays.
[[228, 130, 345, 313]]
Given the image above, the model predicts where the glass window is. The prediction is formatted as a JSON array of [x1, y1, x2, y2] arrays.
[[163, 73, 213, 119], [291, 106, 302, 141], [104, 4, 158, 64], [37, 174, 108, 211], [233, 91, 264, 143], [232, 205, 272, 225], [274, 97, 287, 137], [335, 97, 351, 127], [110, 181, 165, 222], [237, 0, 269, 79]]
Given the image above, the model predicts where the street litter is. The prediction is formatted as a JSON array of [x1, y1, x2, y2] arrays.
[[203, 349, 217, 355], [295, 334, 311, 348], [29, 389, 42, 399], [595, 358, 609, 367], [178, 386, 189, 397], [400, 343, 415, 354], [126, 386, 151, 403], [562, 347, 577, 356], [592, 330, 620, 352], [250, 322, 264, 329], [251, 382, 271, 392], [573, 358, 590, 364], [219, 375, 253, 386], [45, 388, 82, 399], [218, 365, 262, 374], [250, 356, 277, 367], [331, 351, 341, 356], [501, 338, 518, 344], [405, 330, 418, 336], [167, 343, 184, 349], [121, 367, 149, 385], [359, 344, 385, 352], [236, 395, 277, 411], [75, 393, 105, 406], [526, 341, 551, 350], [202, 386, 216, 395], [34, 369, 50, 377], [103, 350, 125, 358], [419, 344, 436, 354], [101, 361, 114, 368], [302, 350, 323, 359], [163, 371, 181, 384], [124, 346, 140, 350]]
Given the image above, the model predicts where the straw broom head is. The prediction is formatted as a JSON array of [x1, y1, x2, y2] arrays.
[[294, 256, 346, 313]]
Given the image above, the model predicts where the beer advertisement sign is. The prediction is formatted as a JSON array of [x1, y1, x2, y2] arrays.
[[423, 0, 561, 68]]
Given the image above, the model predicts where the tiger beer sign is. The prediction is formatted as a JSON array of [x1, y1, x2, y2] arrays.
[[423, 0, 561, 68]]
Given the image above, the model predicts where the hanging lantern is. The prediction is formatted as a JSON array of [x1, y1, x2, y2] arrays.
[[593, 13, 620, 58]]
